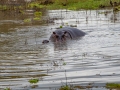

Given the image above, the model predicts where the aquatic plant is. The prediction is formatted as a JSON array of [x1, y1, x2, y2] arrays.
[[19, 10, 24, 14], [24, 18, 31, 23], [28, 2, 44, 9], [4, 87, 11, 90], [60, 26, 63, 28], [63, 62, 66, 65], [0, 5, 8, 11], [106, 83, 120, 89], [29, 78, 39, 84], [34, 11, 42, 17], [59, 85, 71, 90], [33, 17, 41, 21], [70, 25, 77, 27]]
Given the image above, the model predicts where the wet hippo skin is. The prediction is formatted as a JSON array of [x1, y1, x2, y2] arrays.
[[49, 27, 86, 42]]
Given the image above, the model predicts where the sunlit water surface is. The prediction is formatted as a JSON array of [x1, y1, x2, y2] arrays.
[[0, 9, 120, 90]]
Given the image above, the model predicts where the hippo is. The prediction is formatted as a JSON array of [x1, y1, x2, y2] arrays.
[[42, 27, 85, 43]]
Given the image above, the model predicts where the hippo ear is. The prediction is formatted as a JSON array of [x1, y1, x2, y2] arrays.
[[53, 32, 56, 34], [64, 31, 72, 39]]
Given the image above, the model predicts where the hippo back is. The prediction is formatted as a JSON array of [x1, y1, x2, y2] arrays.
[[62, 27, 85, 39]]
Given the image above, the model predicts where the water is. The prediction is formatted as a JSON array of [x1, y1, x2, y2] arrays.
[[0, 9, 120, 90]]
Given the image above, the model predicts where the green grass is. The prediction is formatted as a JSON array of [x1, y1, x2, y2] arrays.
[[60, 26, 63, 28], [0, 0, 120, 11], [0, 5, 8, 11], [24, 18, 31, 23], [106, 83, 120, 89], [59, 85, 71, 90], [34, 11, 42, 17], [4, 87, 11, 90], [33, 17, 41, 21], [46, 0, 120, 10], [114, 5, 120, 11], [28, 2, 45, 9], [29, 78, 39, 84]]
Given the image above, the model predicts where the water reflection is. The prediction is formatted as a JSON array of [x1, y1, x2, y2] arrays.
[[110, 12, 118, 22], [53, 41, 68, 51], [0, 9, 120, 90]]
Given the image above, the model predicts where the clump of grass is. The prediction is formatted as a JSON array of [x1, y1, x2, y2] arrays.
[[33, 17, 41, 21], [63, 62, 66, 65], [28, 2, 44, 9], [46, 0, 120, 10], [24, 18, 31, 23], [68, 7, 77, 10], [0, 5, 8, 11], [114, 5, 120, 12], [59, 85, 70, 90], [60, 25, 63, 28], [29, 78, 39, 84], [106, 83, 120, 89], [4, 87, 11, 90], [34, 11, 42, 17]]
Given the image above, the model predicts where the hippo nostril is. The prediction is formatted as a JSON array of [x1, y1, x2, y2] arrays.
[[56, 35, 59, 38], [62, 35, 65, 38]]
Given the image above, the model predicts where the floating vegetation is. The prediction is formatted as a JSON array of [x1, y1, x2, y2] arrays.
[[60, 25, 63, 28], [70, 25, 77, 27], [28, 2, 45, 9], [31, 85, 38, 88], [34, 11, 42, 17], [23, 11, 42, 23], [4, 87, 11, 90], [59, 85, 71, 90], [33, 17, 41, 21], [106, 83, 120, 89], [24, 18, 31, 23], [63, 62, 67, 65], [74, 85, 92, 89], [19, 10, 24, 14], [0, 5, 8, 11], [74, 85, 85, 89], [29, 78, 39, 84]]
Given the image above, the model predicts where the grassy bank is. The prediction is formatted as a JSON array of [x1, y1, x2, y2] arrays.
[[0, 0, 120, 11], [0, 0, 120, 24], [46, 0, 120, 10]]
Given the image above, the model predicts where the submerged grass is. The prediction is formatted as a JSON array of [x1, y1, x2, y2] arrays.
[[4, 87, 11, 90], [29, 78, 39, 84], [59, 85, 72, 90]]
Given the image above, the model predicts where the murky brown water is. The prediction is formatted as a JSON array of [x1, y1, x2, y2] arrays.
[[0, 9, 120, 90]]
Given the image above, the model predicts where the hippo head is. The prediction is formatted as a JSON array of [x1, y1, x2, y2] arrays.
[[52, 31, 72, 42]]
